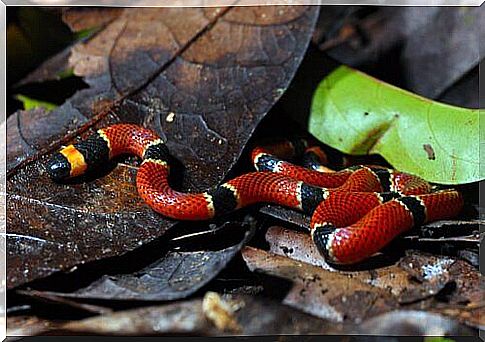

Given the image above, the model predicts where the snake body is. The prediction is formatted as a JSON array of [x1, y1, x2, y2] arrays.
[[47, 124, 463, 264]]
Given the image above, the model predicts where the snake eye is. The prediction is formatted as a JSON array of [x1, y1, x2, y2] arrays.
[[46, 153, 71, 181]]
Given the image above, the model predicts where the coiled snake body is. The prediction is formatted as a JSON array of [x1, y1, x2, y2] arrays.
[[47, 124, 463, 264]]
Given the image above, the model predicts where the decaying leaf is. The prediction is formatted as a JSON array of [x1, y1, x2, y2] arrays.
[[394, 252, 484, 329], [264, 226, 452, 302], [261, 226, 484, 328], [24, 222, 254, 301], [309, 65, 481, 184], [396, 252, 455, 304], [6, 6, 319, 289], [429, 259, 485, 329], [241, 246, 399, 322]]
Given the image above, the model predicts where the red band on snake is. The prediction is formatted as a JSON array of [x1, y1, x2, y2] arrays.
[[46, 124, 464, 265]]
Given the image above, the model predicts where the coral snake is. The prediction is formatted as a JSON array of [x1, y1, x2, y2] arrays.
[[47, 123, 463, 265]]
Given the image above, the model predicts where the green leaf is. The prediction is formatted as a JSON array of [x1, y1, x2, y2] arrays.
[[55, 67, 76, 80], [424, 338, 455, 342], [310, 65, 482, 185], [15, 95, 57, 111], [73, 26, 100, 41]]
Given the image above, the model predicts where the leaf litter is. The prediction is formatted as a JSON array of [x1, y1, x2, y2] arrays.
[[6, 6, 482, 337], [239, 226, 483, 329], [9, 293, 339, 336], [20, 221, 255, 301]]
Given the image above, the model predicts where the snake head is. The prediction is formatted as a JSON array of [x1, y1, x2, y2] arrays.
[[46, 153, 71, 181]]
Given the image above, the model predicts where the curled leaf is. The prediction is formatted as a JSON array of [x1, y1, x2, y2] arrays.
[[264, 226, 452, 302], [31, 222, 254, 301], [310, 65, 482, 184], [14, 95, 57, 111], [241, 246, 398, 322]]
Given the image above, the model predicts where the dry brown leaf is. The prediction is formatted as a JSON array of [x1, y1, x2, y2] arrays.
[[241, 246, 398, 323]]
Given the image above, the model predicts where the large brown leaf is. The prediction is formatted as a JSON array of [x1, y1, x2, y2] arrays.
[[21, 222, 255, 301], [6, 6, 319, 289], [241, 246, 398, 323], [264, 226, 453, 302]]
